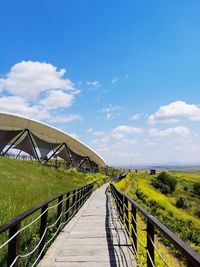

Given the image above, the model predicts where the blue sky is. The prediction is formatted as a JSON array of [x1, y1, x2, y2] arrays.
[[1, 0, 200, 165]]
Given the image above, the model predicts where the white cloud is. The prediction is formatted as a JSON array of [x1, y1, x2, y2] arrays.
[[145, 142, 155, 146], [89, 125, 143, 144], [89, 125, 200, 166], [86, 128, 105, 136], [86, 128, 93, 133], [38, 90, 75, 110], [148, 101, 200, 124], [174, 145, 184, 151], [93, 131, 105, 136], [0, 96, 49, 120], [149, 126, 190, 138], [0, 61, 76, 99], [0, 61, 82, 125], [112, 125, 143, 136], [111, 77, 119, 84], [0, 95, 82, 124], [87, 125, 143, 144], [144, 139, 155, 146], [47, 114, 82, 123], [86, 81, 99, 86], [130, 113, 143, 120], [102, 104, 123, 120], [96, 146, 111, 153], [115, 138, 138, 147]]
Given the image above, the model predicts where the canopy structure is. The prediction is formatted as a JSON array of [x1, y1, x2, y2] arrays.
[[0, 113, 105, 170]]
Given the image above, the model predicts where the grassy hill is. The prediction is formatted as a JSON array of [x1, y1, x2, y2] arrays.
[[0, 157, 106, 225], [114, 171, 200, 266]]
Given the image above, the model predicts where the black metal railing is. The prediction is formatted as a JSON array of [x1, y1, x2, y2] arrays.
[[0, 181, 96, 267], [110, 183, 200, 267]]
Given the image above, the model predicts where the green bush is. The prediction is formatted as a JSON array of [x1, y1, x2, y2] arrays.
[[135, 189, 146, 201], [193, 183, 200, 196], [152, 179, 163, 189], [176, 196, 190, 209], [152, 179, 170, 194], [161, 184, 171, 194], [157, 172, 177, 192], [152, 172, 177, 194], [184, 186, 188, 191], [152, 173, 175, 194]]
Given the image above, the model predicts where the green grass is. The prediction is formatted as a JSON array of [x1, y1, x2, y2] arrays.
[[0, 157, 106, 225], [114, 171, 200, 266], [168, 171, 200, 215], [0, 157, 108, 266]]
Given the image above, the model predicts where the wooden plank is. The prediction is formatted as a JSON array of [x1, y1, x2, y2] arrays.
[[38, 184, 136, 267]]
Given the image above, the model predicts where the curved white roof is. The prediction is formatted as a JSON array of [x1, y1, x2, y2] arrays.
[[0, 113, 106, 167]]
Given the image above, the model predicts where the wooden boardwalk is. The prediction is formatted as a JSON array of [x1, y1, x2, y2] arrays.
[[38, 184, 136, 267]]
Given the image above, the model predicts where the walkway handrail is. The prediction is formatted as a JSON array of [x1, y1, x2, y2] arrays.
[[110, 183, 200, 267], [0, 180, 98, 267]]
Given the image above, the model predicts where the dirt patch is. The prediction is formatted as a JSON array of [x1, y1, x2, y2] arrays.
[[123, 180, 133, 194]]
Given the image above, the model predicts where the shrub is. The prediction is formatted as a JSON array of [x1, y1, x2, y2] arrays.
[[152, 179, 163, 189], [184, 186, 188, 191], [193, 183, 200, 196], [195, 208, 200, 218], [157, 172, 177, 193], [152, 172, 177, 194], [176, 196, 190, 209], [135, 189, 146, 201], [161, 184, 171, 194]]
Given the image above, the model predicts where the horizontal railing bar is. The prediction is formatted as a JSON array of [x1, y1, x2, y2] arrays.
[[0, 180, 97, 235], [111, 183, 200, 266]]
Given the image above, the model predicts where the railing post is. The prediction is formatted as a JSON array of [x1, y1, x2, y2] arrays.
[[77, 189, 80, 210], [56, 195, 63, 228], [83, 186, 87, 203], [147, 220, 154, 267], [82, 186, 85, 204], [72, 189, 76, 215], [79, 189, 81, 209], [88, 185, 92, 198], [90, 184, 94, 197], [79, 187, 82, 206], [125, 197, 129, 234], [86, 185, 89, 200], [87, 185, 91, 200], [122, 195, 126, 224], [65, 192, 70, 222], [84, 186, 87, 203], [116, 189, 120, 219], [7, 222, 20, 267], [112, 186, 116, 205], [75, 189, 79, 212], [81, 187, 85, 206], [39, 204, 48, 258], [119, 192, 123, 222], [80, 188, 83, 207], [117, 190, 121, 217], [131, 203, 137, 252]]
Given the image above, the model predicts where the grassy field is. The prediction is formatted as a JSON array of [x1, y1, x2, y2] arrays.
[[114, 171, 200, 266], [0, 157, 108, 266], [0, 157, 106, 225]]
